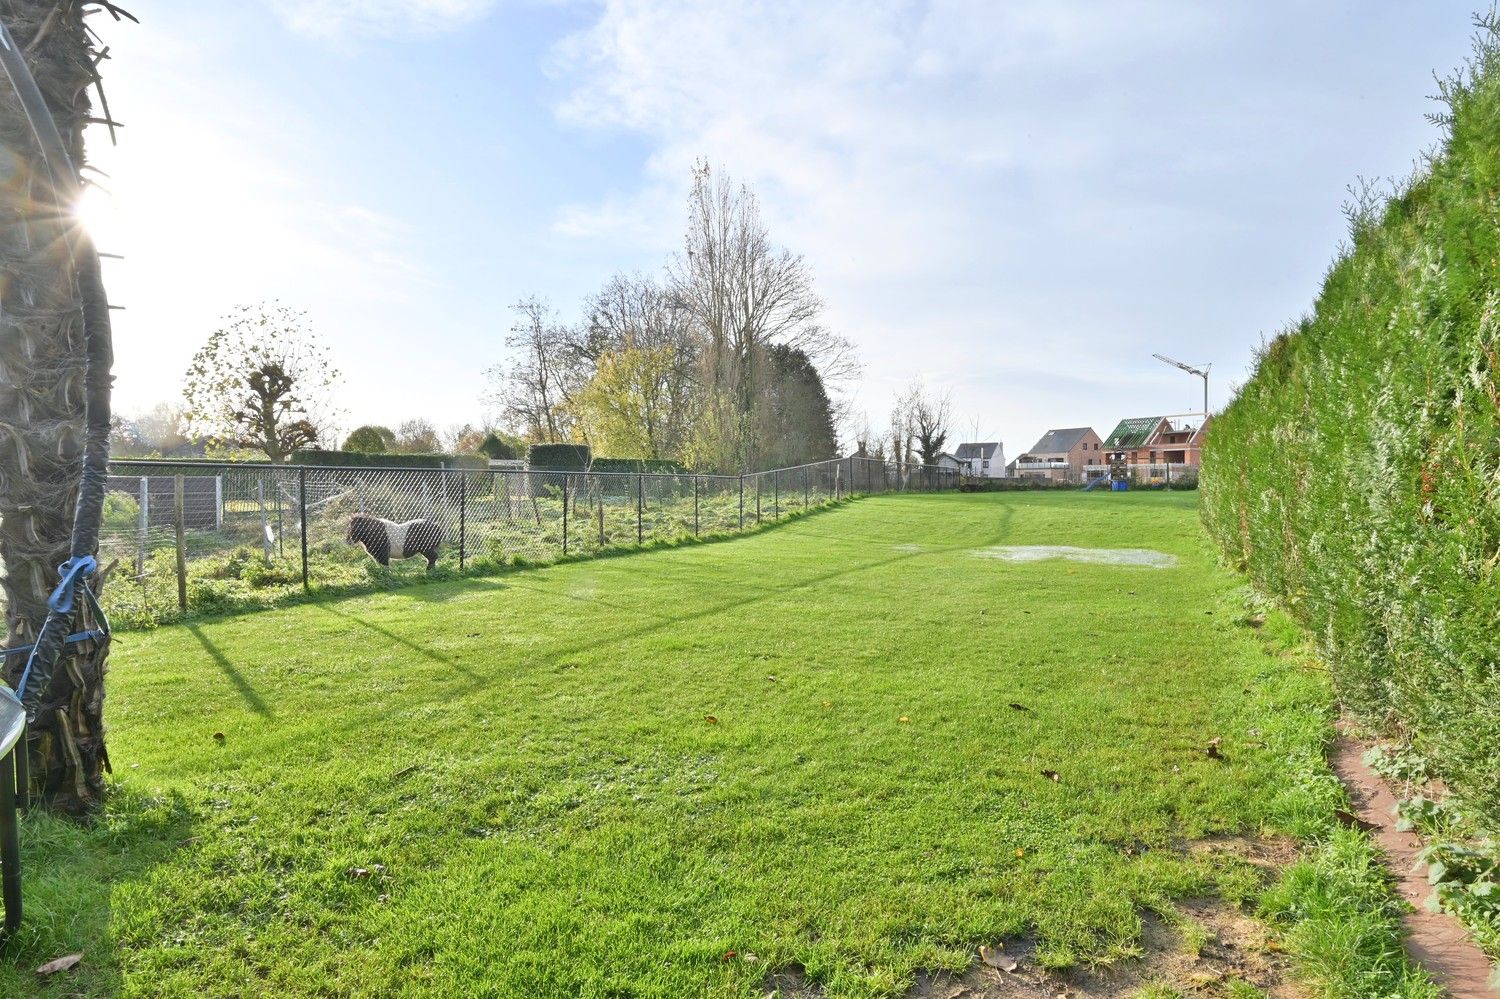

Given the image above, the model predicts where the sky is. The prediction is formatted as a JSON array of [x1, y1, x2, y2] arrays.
[[81, 1, 1479, 456]]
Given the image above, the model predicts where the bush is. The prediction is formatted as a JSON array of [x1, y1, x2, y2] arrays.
[[289, 449, 486, 469], [590, 457, 688, 474], [478, 431, 518, 461], [527, 443, 591, 470], [343, 425, 396, 452], [1200, 21, 1500, 829]]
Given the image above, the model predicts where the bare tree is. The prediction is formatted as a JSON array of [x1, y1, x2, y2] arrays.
[[393, 418, 442, 454], [670, 162, 855, 470], [183, 303, 341, 462], [483, 297, 579, 442], [889, 382, 952, 469]]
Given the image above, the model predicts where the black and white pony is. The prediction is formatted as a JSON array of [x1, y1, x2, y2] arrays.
[[347, 514, 443, 569]]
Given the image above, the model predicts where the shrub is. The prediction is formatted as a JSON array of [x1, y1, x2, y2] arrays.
[[527, 443, 591, 470], [343, 425, 396, 452], [1200, 20, 1500, 829], [478, 431, 518, 461], [289, 449, 486, 469]]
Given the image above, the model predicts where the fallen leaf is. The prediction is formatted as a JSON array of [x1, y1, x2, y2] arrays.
[[1041, 769, 1061, 782], [978, 945, 1017, 972], [722, 950, 737, 962], [766, 675, 778, 682], [743, 951, 759, 963], [820, 700, 831, 708], [348, 867, 370, 880], [705, 715, 719, 724], [898, 716, 910, 723], [1015, 848, 1025, 858], [36, 954, 83, 977], [1206, 737, 1225, 760], [1008, 702, 1031, 712]]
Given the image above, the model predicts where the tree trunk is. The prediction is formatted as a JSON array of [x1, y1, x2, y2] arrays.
[[0, 2, 112, 815]]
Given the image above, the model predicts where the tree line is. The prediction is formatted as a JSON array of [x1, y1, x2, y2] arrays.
[[486, 163, 853, 473], [128, 164, 865, 474]]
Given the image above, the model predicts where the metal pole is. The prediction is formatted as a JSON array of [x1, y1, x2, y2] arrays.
[[459, 472, 467, 569], [12, 727, 27, 813], [174, 475, 187, 612], [562, 474, 569, 556], [0, 750, 19, 938], [773, 471, 779, 519], [756, 476, 762, 524], [136, 476, 147, 576], [738, 475, 745, 530], [258, 480, 271, 565], [598, 491, 605, 548], [804, 466, 809, 508], [637, 474, 644, 545], [299, 467, 309, 592], [693, 476, 700, 536]]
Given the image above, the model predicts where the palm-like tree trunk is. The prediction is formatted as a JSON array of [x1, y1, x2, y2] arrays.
[[0, 1, 114, 814]]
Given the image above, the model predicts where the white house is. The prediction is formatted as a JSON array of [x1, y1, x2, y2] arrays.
[[935, 452, 963, 473], [953, 442, 1005, 478]]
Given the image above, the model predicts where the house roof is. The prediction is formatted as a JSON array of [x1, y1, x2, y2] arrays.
[[1102, 417, 1165, 449], [1026, 428, 1092, 455], [954, 442, 1000, 459]]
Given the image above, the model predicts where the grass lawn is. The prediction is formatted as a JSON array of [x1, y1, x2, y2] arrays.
[[4, 492, 1367, 996]]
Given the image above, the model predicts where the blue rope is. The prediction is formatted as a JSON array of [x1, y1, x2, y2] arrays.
[[11, 557, 108, 700]]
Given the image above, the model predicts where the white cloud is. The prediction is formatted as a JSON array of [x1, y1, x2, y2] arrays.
[[546, 0, 1239, 444], [266, 0, 498, 39]]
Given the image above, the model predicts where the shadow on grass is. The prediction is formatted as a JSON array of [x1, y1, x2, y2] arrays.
[[184, 623, 274, 719]]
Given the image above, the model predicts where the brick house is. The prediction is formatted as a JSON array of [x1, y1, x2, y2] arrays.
[[1100, 416, 1210, 467], [1009, 427, 1104, 482]]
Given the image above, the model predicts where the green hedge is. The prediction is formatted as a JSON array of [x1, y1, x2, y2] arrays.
[[289, 449, 486, 469], [527, 443, 591, 470], [590, 458, 688, 475], [1200, 29, 1500, 828]]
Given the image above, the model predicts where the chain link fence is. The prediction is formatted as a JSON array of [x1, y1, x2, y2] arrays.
[[81, 456, 957, 627]]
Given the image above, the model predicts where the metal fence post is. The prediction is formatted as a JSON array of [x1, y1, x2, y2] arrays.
[[299, 467, 309, 593], [804, 465, 809, 508], [174, 475, 187, 612], [258, 480, 272, 565], [598, 491, 605, 548], [562, 474, 569, 556], [136, 475, 148, 576], [738, 475, 745, 529], [693, 475, 700, 536], [458, 472, 467, 569], [756, 476, 762, 524], [637, 474, 644, 545], [773, 470, 779, 519]]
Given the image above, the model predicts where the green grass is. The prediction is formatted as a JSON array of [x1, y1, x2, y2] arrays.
[[0, 492, 1427, 996]]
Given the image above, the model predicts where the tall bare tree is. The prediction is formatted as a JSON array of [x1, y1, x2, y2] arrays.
[[183, 303, 341, 462], [670, 162, 853, 471], [899, 381, 953, 466], [0, 1, 130, 813], [484, 297, 579, 443]]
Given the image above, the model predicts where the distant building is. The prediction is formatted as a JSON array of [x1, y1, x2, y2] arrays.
[[953, 442, 1005, 479], [1009, 427, 1104, 482], [935, 451, 964, 473], [1101, 416, 1209, 467]]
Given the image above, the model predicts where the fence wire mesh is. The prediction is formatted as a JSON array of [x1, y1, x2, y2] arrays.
[[76, 456, 958, 627]]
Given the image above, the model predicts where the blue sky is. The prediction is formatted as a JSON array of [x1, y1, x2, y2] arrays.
[[85, 1, 1477, 456]]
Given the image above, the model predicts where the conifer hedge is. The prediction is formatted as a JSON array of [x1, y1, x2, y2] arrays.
[[1201, 22, 1500, 828]]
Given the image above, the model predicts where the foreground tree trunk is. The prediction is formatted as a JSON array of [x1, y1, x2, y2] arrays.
[[0, 2, 114, 814]]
